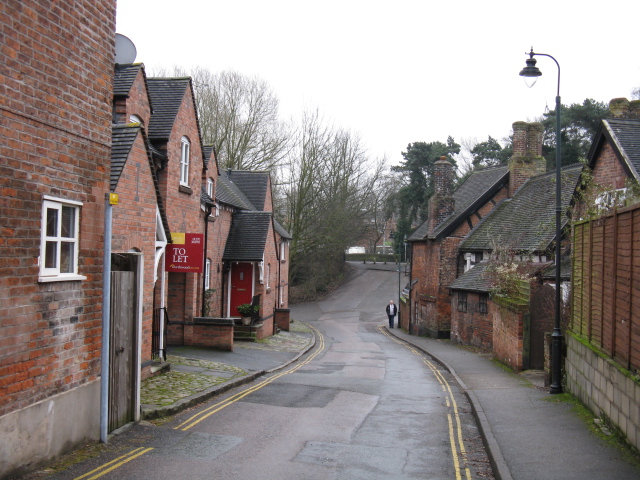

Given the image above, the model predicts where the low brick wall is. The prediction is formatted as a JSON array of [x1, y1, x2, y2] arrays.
[[169, 318, 234, 351], [565, 334, 640, 451], [275, 308, 290, 331], [255, 316, 274, 340]]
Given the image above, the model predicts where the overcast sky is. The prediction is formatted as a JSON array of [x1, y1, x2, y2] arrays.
[[116, 0, 640, 167]]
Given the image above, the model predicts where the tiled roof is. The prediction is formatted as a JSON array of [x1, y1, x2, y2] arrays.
[[110, 123, 172, 242], [216, 171, 255, 210], [409, 166, 509, 241], [200, 187, 215, 207], [448, 262, 492, 292], [460, 164, 583, 252], [113, 63, 142, 97], [602, 118, 640, 180], [111, 123, 139, 192], [146, 77, 190, 141], [227, 170, 269, 211], [274, 218, 292, 240], [223, 211, 272, 261]]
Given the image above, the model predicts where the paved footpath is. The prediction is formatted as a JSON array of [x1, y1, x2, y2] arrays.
[[387, 327, 640, 480]]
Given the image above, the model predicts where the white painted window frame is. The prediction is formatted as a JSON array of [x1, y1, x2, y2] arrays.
[[39, 196, 85, 282]]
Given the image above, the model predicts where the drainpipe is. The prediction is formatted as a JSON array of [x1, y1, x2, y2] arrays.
[[201, 204, 213, 317], [100, 193, 113, 443]]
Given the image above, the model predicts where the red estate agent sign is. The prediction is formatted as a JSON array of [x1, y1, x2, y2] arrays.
[[165, 233, 204, 273]]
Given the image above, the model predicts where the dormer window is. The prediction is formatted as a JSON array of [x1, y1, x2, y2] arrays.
[[180, 137, 190, 186]]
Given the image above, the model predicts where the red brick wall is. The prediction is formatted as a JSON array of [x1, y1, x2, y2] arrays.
[[0, 0, 115, 416], [125, 68, 152, 127], [207, 206, 233, 316], [492, 303, 526, 371], [591, 143, 628, 190], [451, 291, 493, 348], [155, 84, 204, 324], [111, 130, 158, 364]]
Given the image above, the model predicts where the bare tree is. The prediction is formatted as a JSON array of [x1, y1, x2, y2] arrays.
[[283, 110, 385, 294], [154, 67, 291, 171]]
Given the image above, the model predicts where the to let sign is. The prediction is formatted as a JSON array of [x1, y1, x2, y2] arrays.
[[165, 233, 204, 273]]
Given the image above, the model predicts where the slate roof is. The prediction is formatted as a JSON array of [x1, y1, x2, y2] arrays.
[[588, 118, 640, 180], [409, 165, 509, 241], [146, 77, 190, 141], [227, 170, 270, 211], [111, 123, 139, 192], [216, 171, 255, 210], [274, 218, 292, 240], [110, 123, 172, 242], [223, 211, 272, 261], [113, 63, 143, 97], [460, 164, 583, 253], [448, 262, 492, 293]]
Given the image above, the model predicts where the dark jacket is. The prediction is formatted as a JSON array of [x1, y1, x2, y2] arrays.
[[386, 303, 397, 316]]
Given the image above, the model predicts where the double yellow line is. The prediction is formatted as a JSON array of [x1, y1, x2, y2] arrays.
[[175, 323, 324, 431], [73, 447, 154, 480], [378, 326, 472, 480], [73, 323, 323, 480]]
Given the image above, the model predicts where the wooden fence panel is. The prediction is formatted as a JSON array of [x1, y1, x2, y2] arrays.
[[572, 204, 640, 374]]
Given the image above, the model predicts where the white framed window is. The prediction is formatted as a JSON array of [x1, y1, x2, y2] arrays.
[[39, 196, 85, 282], [180, 136, 190, 186], [205, 258, 212, 289], [206, 177, 214, 197]]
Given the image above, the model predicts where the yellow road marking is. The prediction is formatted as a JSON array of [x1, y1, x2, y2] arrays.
[[175, 323, 325, 431], [378, 326, 472, 480], [73, 447, 154, 480]]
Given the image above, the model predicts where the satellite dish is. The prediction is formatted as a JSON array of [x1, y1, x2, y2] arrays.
[[115, 33, 137, 64]]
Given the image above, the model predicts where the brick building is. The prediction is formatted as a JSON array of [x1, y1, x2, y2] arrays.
[[0, 1, 117, 476], [407, 121, 582, 372]]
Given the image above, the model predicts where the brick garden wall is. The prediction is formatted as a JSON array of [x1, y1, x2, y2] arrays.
[[492, 303, 526, 371]]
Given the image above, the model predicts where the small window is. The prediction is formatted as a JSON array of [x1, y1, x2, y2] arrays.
[[39, 197, 84, 282], [478, 294, 488, 314], [207, 177, 214, 198], [266, 263, 271, 290], [457, 292, 468, 312], [180, 137, 190, 186]]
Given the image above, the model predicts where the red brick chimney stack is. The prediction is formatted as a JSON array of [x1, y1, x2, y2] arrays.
[[508, 121, 545, 197], [427, 157, 455, 234]]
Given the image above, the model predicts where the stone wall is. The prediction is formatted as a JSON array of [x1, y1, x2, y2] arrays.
[[566, 334, 640, 451]]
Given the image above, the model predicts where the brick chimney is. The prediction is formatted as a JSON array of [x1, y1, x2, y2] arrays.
[[427, 157, 455, 234], [609, 97, 640, 118], [508, 121, 545, 197]]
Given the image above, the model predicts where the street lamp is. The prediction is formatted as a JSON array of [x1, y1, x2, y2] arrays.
[[519, 48, 563, 394]]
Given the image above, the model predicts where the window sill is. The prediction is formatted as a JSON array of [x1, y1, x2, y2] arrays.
[[179, 185, 193, 195], [39, 274, 87, 283]]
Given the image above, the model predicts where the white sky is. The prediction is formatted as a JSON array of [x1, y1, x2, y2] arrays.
[[116, 0, 640, 167]]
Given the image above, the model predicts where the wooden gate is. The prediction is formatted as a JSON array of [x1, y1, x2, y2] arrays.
[[109, 270, 136, 432]]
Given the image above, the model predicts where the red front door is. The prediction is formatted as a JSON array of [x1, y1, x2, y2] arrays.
[[230, 262, 253, 316]]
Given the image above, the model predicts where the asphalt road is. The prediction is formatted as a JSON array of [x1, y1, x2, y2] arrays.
[[36, 263, 493, 479]]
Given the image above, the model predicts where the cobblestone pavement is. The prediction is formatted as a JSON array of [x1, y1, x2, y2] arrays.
[[140, 322, 314, 415]]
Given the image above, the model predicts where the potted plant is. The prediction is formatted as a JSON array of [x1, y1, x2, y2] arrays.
[[237, 303, 259, 325]]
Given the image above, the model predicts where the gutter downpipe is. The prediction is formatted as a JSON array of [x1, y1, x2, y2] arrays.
[[100, 193, 113, 443]]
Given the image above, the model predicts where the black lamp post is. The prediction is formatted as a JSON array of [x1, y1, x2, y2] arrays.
[[519, 48, 563, 394]]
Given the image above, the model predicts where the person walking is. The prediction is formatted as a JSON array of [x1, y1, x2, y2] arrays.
[[386, 300, 397, 329]]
